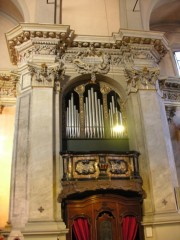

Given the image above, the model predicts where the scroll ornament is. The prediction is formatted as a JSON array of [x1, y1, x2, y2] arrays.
[[125, 66, 160, 94], [73, 47, 111, 82]]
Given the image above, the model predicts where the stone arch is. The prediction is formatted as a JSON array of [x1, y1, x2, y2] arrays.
[[149, 0, 180, 32], [62, 73, 127, 103], [10, 0, 30, 22], [140, 0, 174, 31], [0, 0, 26, 23]]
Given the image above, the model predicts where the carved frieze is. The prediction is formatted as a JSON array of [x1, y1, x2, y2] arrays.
[[28, 61, 65, 90], [73, 47, 111, 82], [33, 41, 57, 55], [159, 78, 180, 104], [125, 66, 160, 94]]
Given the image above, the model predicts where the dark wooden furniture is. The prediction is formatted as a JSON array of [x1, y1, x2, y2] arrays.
[[64, 194, 144, 240]]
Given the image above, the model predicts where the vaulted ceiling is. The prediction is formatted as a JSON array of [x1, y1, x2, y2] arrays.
[[150, 0, 180, 33], [0, 0, 24, 22]]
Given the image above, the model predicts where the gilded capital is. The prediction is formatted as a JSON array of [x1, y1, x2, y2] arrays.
[[28, 61, 65, 90], [125, 66, 160, 94]]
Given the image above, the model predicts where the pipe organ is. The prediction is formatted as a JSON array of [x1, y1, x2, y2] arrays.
[[65, 83, 127, 139]]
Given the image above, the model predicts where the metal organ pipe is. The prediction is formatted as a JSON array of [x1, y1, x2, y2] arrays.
[[66, 93, 80, 138], [83, 88, 105, 138], [65, 88, 124, 139], [95, 92, 99, 138], [109, 95, 124, 138]]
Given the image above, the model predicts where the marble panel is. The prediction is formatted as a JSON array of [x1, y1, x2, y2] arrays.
[[28, 88, 54, 221]]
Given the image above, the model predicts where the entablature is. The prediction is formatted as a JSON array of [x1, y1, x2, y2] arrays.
[[5, 23, 168, 67]]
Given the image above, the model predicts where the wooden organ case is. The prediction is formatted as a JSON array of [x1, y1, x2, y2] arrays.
[[59, 82, 145, 240]]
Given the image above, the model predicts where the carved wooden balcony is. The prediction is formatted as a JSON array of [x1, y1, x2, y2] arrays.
[[58, 151, 144, 202]]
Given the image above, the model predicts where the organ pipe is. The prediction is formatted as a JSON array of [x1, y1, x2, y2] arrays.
[[65, 87, 124, 139]]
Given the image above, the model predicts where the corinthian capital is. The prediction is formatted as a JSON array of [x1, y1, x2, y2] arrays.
[[125, 66, 160, 94], [28, 61, 65, 90]]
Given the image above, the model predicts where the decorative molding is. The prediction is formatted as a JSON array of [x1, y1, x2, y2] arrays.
[[159, 77, 180, 105], [6, 23, 168, 66], [58, 179, 144, 202], [6, 23, 74, 65], [73, 47, 111, 82], [125, 66, 160, 94], [34, 42, 57, 55], [0, 72, 19, 106], [28, 61, 65, 90]]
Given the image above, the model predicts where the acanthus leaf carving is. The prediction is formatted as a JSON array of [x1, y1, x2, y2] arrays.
[[125, 66, 160, 94], [28, 61, 65, 90]]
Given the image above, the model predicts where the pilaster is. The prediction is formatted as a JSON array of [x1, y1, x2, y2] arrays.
[[125, 67, 179, 225], [5, 24, 69, 240]]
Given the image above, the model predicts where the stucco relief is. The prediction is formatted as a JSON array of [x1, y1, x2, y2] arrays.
[[73, 47, 111, 82], [125, 66, 160, 94], [28, 61, 65, 90]]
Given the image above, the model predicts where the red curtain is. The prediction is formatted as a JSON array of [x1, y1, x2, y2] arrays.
[[122, 216, 138, 240], [72, 217, 90, 240]]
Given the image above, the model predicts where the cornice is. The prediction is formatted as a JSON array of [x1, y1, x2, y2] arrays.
[[5, 23, 168, 66], [159, 77, 180, 106], [6, 23, 74, 65]]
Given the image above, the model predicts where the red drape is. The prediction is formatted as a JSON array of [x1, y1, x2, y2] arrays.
[[73, 217, 90, 240], [122, 216, 138, 240]]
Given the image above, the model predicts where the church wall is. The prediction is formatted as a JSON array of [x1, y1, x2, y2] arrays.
[[0, 107, 15, 228], [62, 0, 120, 36]]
